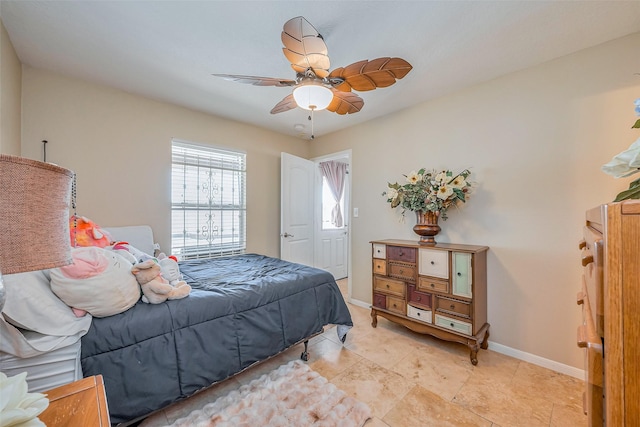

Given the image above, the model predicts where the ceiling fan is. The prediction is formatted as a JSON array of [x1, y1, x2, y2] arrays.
[[213, 16, 413, 121]]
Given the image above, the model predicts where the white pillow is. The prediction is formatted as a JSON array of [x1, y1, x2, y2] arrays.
[[2, 269, 92, 336], [49, 247, 141, 318], [103, 225, 158, 257]]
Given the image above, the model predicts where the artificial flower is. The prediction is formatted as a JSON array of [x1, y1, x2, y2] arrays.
[[602, 98, 640, 201], [383, 168, 472, 220]]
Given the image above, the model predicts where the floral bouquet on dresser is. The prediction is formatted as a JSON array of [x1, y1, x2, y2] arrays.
[[601, 98, 640, 201], [383, 168, 473, 244]]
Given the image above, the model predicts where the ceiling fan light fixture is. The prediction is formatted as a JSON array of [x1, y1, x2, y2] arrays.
[[292, 82, 333, 111]]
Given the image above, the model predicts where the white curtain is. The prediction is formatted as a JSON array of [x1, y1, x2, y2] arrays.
[[319, 160, 347, 227]]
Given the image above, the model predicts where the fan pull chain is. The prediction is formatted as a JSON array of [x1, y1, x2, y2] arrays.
[[308, 107, 316, 140]]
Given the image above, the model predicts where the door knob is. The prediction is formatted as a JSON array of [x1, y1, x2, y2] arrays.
[[281, 232, 294, 238]]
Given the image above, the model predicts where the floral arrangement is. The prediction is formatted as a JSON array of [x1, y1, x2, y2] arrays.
[[383, 168, 472, 220], [601, 98, 640, 201]]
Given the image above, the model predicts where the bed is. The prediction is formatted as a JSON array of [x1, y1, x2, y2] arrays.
[[0, 226, 353, 425], [81, 253, 353, 424]]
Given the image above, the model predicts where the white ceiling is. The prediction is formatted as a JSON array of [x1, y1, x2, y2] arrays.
[[2, 1, 640, 139]]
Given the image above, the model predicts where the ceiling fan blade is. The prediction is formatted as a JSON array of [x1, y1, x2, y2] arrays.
[[212, 74, 296, 87], [281, 16, 330, 78], [326, 90, 364, 115], [328, 57, 412, 92], [270, 94, 298, 114]]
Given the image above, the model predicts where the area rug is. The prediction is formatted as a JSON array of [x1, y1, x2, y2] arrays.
[[167, 360, 371, 427]]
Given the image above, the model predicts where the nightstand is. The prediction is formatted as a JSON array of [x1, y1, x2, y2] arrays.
[[39, 375, 110, 426]]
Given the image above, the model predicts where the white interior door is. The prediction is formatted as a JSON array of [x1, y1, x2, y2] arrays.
[[280, 152, 315, 266]]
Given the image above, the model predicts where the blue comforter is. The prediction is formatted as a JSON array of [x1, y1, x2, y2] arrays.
[[80, 254, 353, 424]]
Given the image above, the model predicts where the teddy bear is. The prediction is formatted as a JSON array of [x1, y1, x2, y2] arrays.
[[131, 259, 191, 304]]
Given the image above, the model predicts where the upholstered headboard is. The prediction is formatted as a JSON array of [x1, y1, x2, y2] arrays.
[[103, 225, 159, 256]]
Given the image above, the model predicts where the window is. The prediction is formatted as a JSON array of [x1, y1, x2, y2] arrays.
[[171, 140, 246, 259], [321, 176, 345, 230]]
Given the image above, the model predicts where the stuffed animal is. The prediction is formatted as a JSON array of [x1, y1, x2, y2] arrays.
[[69, 215, 112, 248], [49, 247, 141, 317], [157, 253, 186, 287], [131, 259, 191, 304], [109, 241, 155, 265]]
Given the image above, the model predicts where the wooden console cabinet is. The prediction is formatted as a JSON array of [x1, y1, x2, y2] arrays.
[[579, 201, 640, 426], [370, 239, 490, 365]]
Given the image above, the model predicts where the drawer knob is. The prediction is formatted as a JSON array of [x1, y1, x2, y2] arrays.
[[431, 261, 435, 265], [578, 239, 586, 250], [399, 269, 404, 274], [416, 296, 421, 301], [457, 272, 462, 277], [386, 284, 390, 289], [417, 312, 421, 316], [430, 283, 435, 288], [582, 255, 594, 267], [450, 304, 455, 310], [399, 251, 404, 256], [450, 322, 455, 327]]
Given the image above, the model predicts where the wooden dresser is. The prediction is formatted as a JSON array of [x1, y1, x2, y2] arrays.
[[370, 239, 490, 365], [578, 200, 640, 426], [39, 375, 110, 426]]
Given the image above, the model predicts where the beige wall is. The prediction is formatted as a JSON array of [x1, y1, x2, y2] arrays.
[[0, 20, 21, 155], [311, 32, 640, 369], [20, 67, 309, 257]]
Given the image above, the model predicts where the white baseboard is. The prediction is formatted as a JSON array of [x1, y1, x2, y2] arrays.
[[488, 341, 584, 379], [347, 297, 584, 379]]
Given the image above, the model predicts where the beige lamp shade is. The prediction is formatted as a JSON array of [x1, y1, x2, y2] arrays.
[[0, 154, 74, 274]]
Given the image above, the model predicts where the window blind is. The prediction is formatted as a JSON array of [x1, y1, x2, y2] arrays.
[[171, 140, 246, 259]]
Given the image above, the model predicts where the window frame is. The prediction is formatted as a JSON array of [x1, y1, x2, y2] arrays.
[[170, 139, 247, 259]]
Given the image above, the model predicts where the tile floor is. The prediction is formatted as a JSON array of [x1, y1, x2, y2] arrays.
[[140, 279, 586, 427]]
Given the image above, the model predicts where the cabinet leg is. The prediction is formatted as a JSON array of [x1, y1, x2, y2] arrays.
[[370, 309, 378, 328], [481, 328, 490, 350], [469, 342, 480, 366]]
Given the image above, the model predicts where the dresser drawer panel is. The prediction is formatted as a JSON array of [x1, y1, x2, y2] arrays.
[[372, 293, 386, 309], [407, 304, 432, 324], [388, 262, 416, 281], [435, 314, 473, 336], [372, 243, 386, 259], [373, 276, 406, 298], [387, 246, 416, 263], [373, 259, 387, 276], [452, 252, 472, 298], [435, 295, 471, 319], [419, 248, 449, 279], [418, 276, 449, 294], [386, 296, 406, 315], [408, 285, 432, 308]]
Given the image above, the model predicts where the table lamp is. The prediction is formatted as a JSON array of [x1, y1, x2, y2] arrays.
[[0, 154, 74, 312]]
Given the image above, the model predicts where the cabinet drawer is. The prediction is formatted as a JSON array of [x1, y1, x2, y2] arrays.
[[373, 259, 387, 276], [386, 296, 406, 315], [388, 262, 416, 281], [407, 304, 432, 323], [419, 249, 449, 279], [372, 243, 386, 259], [435, 295, 471, 319], [408, 285, 432, 308], [387, 246, 416, 263], [452, 252, 472, 298], [372, 293, 386, 309], [435, 314, 472, 335], [373, 276, 406, 298], [418, 276, 449, 293]]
